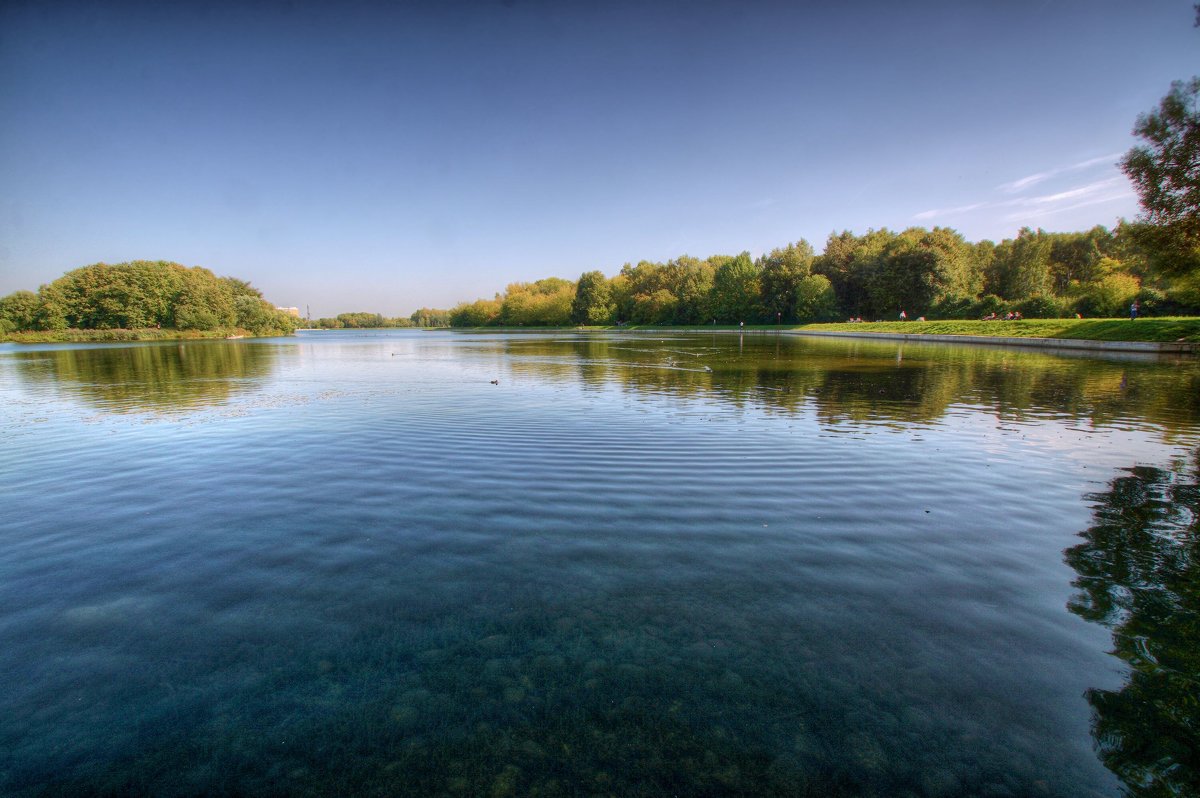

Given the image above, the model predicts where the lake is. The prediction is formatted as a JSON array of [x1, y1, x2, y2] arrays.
[[1, 330, 1197, 797]]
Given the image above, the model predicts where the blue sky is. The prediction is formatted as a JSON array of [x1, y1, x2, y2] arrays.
[[1, 0, 1197, 316]]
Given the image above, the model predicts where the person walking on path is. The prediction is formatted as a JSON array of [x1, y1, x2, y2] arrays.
[[899, 309, 907, 321], [1130, 300, 1139, 320]]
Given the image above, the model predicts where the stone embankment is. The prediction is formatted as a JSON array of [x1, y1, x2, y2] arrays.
[[788, 330, 1197, 354]]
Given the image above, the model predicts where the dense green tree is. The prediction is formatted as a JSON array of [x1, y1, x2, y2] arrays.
[[499, 278, 574, 326], [663, 256, 714, 324], [175, 266, 236, 330], [1049, 226, 1115, 291], [410, 308, 451, 327], [630, 288, 677, 323], [571, 270, 615, 325], [337, 312, 387, 328], [4, 261, 294, 335], [1075, 272, 1141, 317], [988, 228, 1053, 300], [710, 252, 761, 323], [866, 227, 974, 316], [793, 274, 838, 322], [813, 229, 896, 318], [616, 261, 673, 323], [758, 240, 815, 322], [0, 290, 42, 332], [450, 298, 502, 327], [1120, 77, 1200, 279]]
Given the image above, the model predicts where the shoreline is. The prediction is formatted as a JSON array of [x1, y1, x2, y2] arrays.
[[0, 328, 288, 345], [5, 323, 1198, 354], [785, 329, 1198, 354]]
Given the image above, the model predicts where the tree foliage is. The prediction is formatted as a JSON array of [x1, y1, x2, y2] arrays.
[[1121, 77, 1200, 278], [571, 271, 614, 325], [435, 220, 1197, 328], [0, 261, 297, 335], [410, 308, 451, 327], [710, 253, 761, 323], [759, 241, 815, 322]]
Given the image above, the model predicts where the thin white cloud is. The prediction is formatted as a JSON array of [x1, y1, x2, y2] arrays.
[[913, 179, 1132, 223], [913, 202, 985, 220], [1003, 189, 1135, 223], [1001, 171, 1053, 193], [1022, 177, 1125, 205], [1070, 153, 1125, 170], [997, 152, 1123, 194], [914, 154, 1131, 223]]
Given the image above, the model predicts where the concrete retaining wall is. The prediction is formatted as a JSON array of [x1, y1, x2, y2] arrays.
[[787, 330, 1198, 354]]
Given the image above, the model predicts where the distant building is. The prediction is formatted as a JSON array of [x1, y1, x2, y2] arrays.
[[276, 307, 301, 317]]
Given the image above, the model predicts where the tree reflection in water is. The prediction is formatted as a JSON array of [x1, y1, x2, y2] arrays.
[[1065, 451, 1200, 796], [10, 341, 279, 413]]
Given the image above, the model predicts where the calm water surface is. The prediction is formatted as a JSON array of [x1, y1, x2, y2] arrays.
[[1, 330, 1197, 797]]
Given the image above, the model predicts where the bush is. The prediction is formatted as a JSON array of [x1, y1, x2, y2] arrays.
[[175, 305, 221, 331], [930, 293, 975, 319], [971, 294, 1006, 318], [1014, 294, 1069, 319], [1076, 273, 1140, 317], [1166, 272, 1200, 313], [1133, 287, 1168, 317]]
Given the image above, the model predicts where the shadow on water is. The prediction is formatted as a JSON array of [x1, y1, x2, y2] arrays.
[[501, 333, 1200, 435], [1065, 450, 1200, 796], [7, 341, 280, 413]]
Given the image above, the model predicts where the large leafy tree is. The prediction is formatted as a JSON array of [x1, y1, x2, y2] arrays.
[[987, 227, 1053, 300], [616, 261, 672, 323], [758, 240, 815, 322], [570, 270, 614, 325], [793, 274, 838, 322], [0, 290, 41, 331], [865, 227, 974, 316], [1120, 77, 1200, 278], [663, 256, 714, 324], [813, 229, 896, 318], [449, 298, 501, 326], [709, 252, 761, 323]]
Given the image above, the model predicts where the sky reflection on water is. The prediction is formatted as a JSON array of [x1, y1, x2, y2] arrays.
[[1, 331, 1197, 796]]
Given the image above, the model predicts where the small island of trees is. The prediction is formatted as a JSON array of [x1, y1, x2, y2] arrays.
[[0, 260, 299, 340]]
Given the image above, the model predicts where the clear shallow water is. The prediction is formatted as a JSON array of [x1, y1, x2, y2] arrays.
[[1, 330, 1197, 797]]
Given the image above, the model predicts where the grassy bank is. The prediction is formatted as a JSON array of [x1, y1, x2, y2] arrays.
[[10, 318, 1199, 344], [530, 317, 1200, 343], [795, 317, 1200, 343], [0, 327, 272, 344]]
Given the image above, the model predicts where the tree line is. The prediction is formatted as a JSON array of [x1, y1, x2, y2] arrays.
[[309, 308, 452, 329], [0, 261, 300, 336], [440, 221, 1197, 328], [441, 76, 1198, 328], [4, 77, 1194, 334]]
